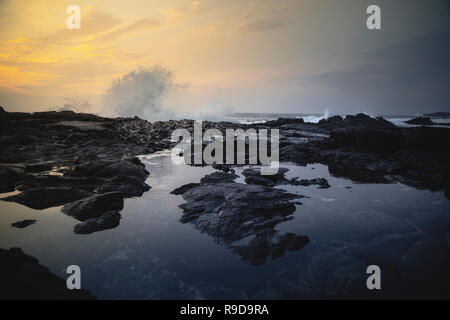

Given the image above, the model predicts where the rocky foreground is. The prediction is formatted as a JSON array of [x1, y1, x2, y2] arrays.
[[0, 248, 95, 299]]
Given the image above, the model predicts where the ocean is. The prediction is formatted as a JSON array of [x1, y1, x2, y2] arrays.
[[223, 112, 450, 127]]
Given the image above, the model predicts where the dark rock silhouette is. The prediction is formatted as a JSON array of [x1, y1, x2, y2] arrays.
[[11, 219, 36, 229], [0, 248, 95, 299], [62, 191, 123, 221], [405, 117, 435, 125]]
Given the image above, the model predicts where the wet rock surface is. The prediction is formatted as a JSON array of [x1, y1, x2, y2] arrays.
[[62, 191, 124, 221], [0, 247, 95, 299], [0, 108, 449, 239], [172, 171, 308, 264], [242, 167, 330, 188], [1, 108, 450, 298], [0, 109, 154, 234], [278, 119, 450, 195], [73, 211, 121, 234]]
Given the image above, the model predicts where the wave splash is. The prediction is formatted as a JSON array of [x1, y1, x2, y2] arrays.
[[302, 109, 329, 123], [102, 65, 180, 121], [100, 65, 228, 122]]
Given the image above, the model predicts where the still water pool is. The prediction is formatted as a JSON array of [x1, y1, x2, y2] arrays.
[[0, 150, 449, 299]]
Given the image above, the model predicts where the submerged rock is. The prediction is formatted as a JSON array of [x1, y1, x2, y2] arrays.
[[11, 219, 36, 229], [62, 191, 123, 221]]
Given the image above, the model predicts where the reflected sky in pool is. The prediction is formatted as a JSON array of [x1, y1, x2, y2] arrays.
[[0, 150, 449, 299]]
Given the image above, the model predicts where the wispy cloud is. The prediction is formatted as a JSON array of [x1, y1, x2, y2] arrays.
[[98, 18, 163, 41], [235, 17, 285, 32]]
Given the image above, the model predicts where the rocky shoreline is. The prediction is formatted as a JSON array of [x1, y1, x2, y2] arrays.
[[1, 107, 449, 234], [1, 107, 449, 298]]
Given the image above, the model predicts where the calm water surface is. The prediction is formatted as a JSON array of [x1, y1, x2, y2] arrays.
[[0, 150, 449, 298]]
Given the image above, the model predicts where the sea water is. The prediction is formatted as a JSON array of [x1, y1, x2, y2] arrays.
[[0, 149, 449, 299]]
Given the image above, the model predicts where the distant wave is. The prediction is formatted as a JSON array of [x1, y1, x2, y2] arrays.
[[302, 109, 329, 123], [229, 110, 330, 125]]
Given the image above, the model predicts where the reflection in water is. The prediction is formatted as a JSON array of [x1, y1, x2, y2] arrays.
[[230, 230, 309, 266], [0, 150, 449, 299]]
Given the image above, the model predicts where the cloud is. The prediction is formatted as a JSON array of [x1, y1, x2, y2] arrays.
[[298, 30, 450, 113], [35, 11, 123, 47], [305, 31, 450, 90], [235, 17, 285, 32], [99, 18, 163, 42]]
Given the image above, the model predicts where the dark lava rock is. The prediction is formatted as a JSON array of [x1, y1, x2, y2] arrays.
[[66, 157, 151, 197], [73, 211, 121, 234], [174, 172, 308, 264], [327, 161, 390, 183], [177, 172, 300, 244], [242, 167, 330, 188], [211, 163, 235, 173], [62, 192, 123, 221], [171, 183, 200, 195], [405, 117, 434, 126], [199, 171, 239, 184], [242, 168, 290, 186], [318, 113, 395, 130], [265, 117, 305, 127], [0, 163, 25, 192], [328, 127, 403, 153], [230, 230, 310, 265], [318, 115, 344, 127], [25, 161, 54, 173], [94, 175, 150, 197], [0, 247, 95, 299], [97, 157, 149, 180], [11, 219, 36, 228], [3, 187, 92, 210], [292, 177, 330, 188], [17, 175, 102, 192], [70, 157, 148, 180]]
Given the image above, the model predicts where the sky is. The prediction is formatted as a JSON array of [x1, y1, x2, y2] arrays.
[[0, 0, 449, 117]]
